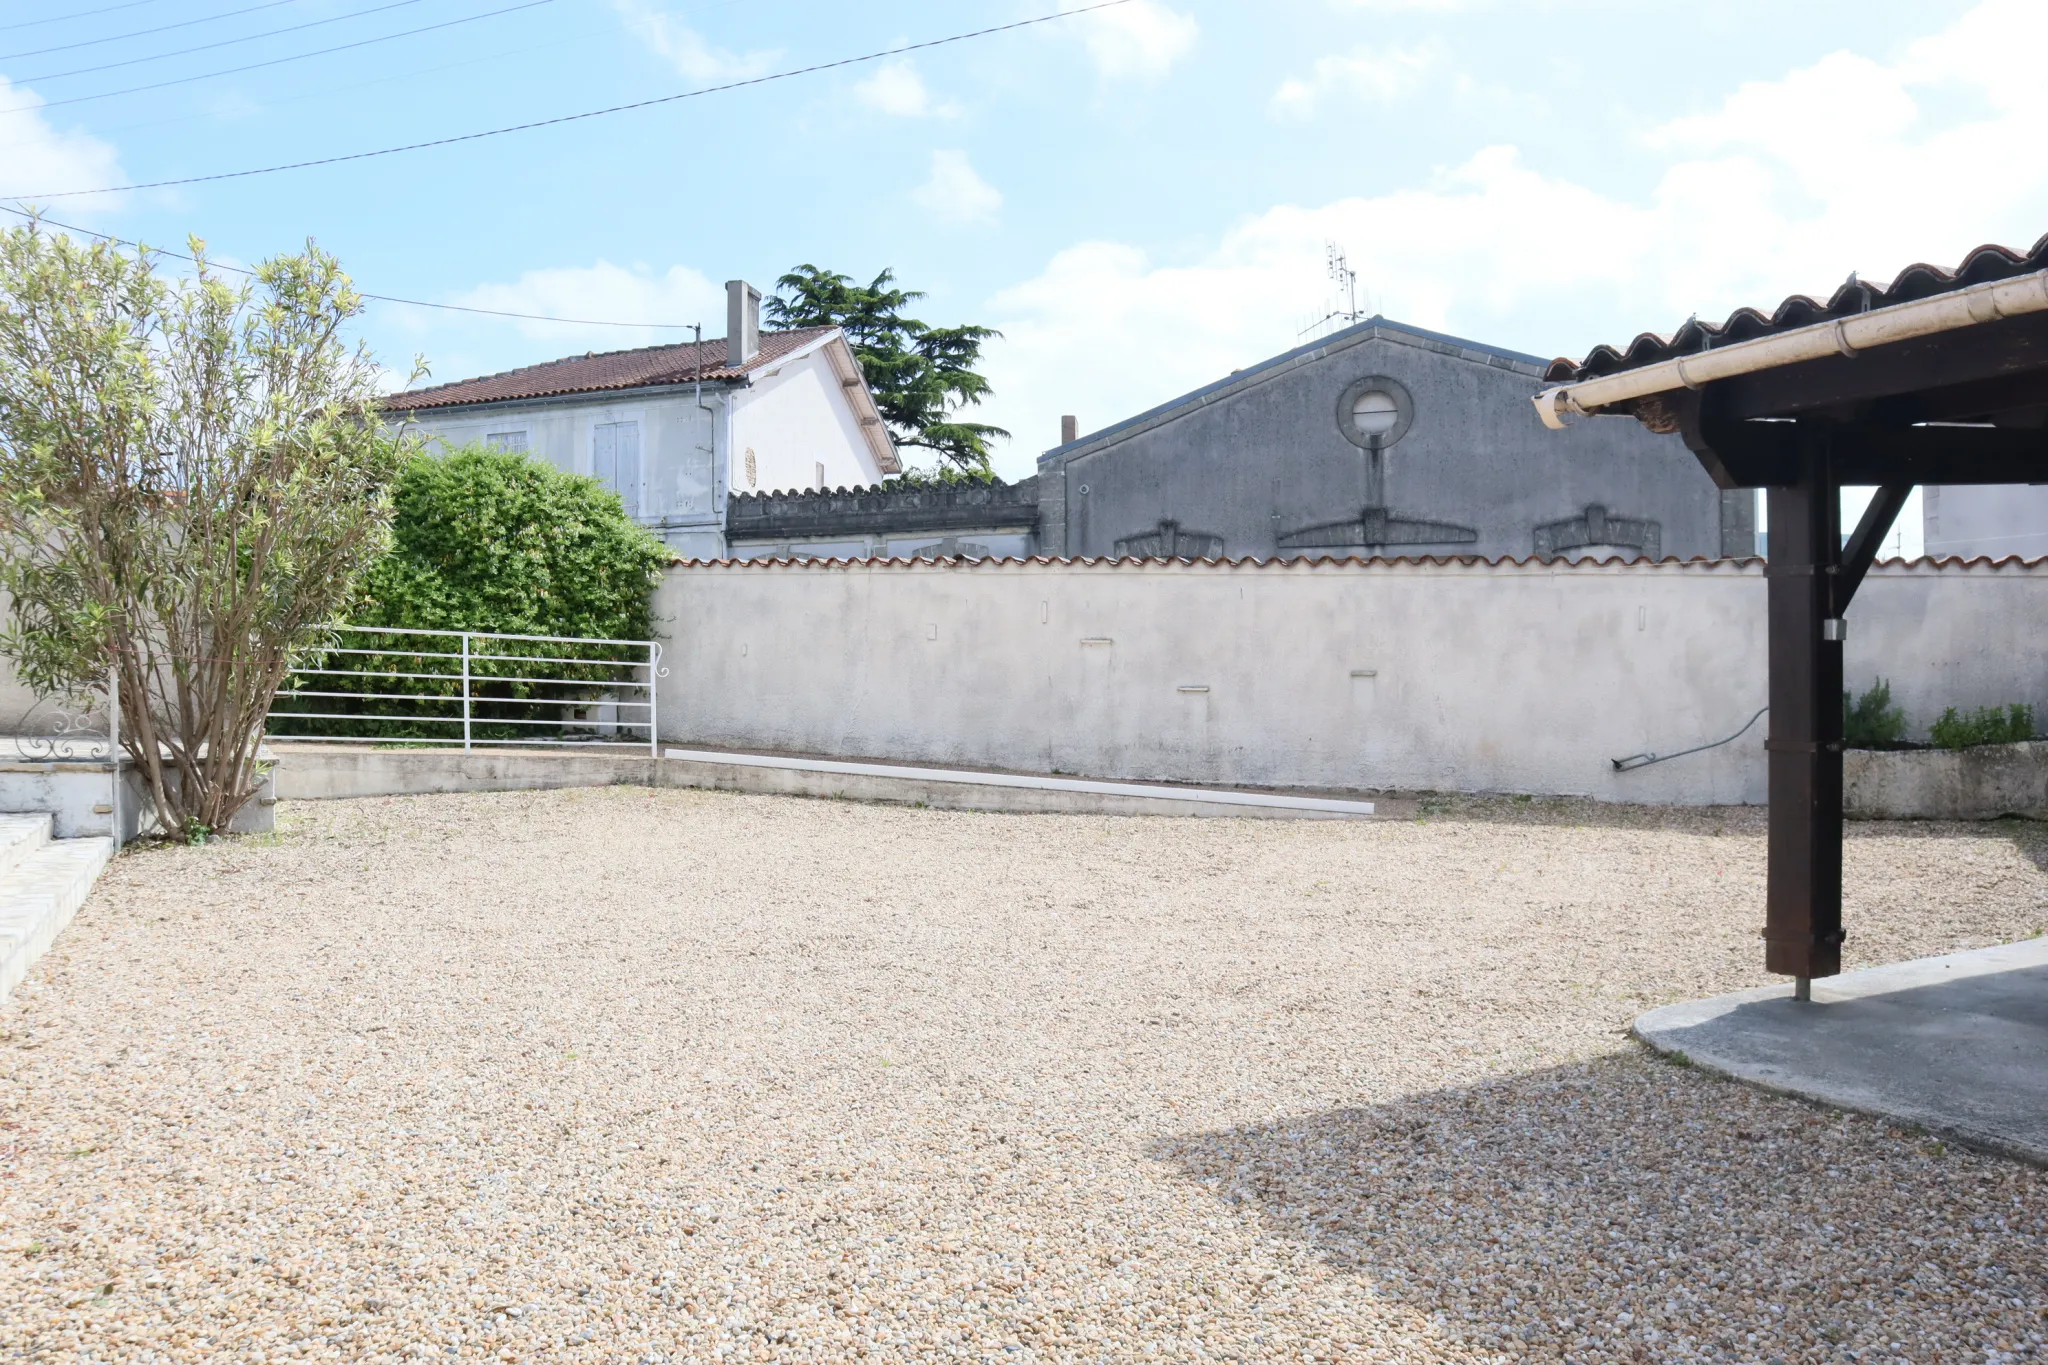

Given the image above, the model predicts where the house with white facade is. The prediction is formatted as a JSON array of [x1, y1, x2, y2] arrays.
[[381, 280, 899, 557]]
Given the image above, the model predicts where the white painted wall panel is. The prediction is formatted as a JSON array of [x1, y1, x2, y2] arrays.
[[1924, 484, 2048, 561]]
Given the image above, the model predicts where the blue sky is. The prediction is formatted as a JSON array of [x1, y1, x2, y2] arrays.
[[4, 0, 2043, 536]]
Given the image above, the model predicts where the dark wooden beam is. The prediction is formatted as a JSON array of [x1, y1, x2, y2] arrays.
[[1713, 310, 2048, 421], [1679, 393, 2048, 487], [1835, 484, 1910, 611], [1871, 369, 2048, 426]]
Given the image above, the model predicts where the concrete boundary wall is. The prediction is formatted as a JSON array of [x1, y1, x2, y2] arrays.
[[651, 555, 2048, 806]]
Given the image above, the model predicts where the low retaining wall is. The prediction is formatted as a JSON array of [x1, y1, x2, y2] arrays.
[[1845, 742, 2048, 820], [0, 761, 273, 839], [266, 745, 1372, 819]]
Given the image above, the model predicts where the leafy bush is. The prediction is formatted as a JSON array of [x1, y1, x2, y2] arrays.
[[1842, 678, 1907, 749], [1929, 703, 2036, 752], [268, 443, 669, 742], [355, 443, 668, 639]]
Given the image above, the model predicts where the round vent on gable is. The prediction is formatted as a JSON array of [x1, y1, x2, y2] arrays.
[[1336, 376, 1415, 449]]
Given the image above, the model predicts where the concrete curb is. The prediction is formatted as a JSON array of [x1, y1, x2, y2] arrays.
[[1634, 939, 2048, 1168]]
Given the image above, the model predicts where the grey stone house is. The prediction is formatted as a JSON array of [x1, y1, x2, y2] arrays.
[[1036, 316, 1751, 562], [723, 315, 1754, 562]]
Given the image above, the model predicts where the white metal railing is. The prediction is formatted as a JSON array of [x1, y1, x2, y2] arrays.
[[265, 626, 664, 755]]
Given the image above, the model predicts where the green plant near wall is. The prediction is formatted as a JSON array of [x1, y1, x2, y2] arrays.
[[268, 443, 669, 741], [1929, 703, 2036, 752], [1843, 678, 1908, 749]]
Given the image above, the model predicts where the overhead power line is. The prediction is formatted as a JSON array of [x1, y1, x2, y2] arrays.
[[0, 204, 702, 329], [3, 0, 1135, 200], [8, 0, 546, 111], [0, 0, 164, 33], [1, 0, 300, 64]]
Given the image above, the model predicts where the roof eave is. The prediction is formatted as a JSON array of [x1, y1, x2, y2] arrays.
[[1535, 268, 2048, 430]]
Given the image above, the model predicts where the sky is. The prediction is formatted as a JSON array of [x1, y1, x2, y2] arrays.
[[5, 0, 2046, 553]]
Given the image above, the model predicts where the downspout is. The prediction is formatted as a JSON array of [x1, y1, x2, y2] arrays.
[[691, 322, 724, 558], [1535, 267, 2048, 427]]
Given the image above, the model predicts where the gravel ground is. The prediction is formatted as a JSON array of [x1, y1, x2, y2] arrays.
[[0, 787, 2043, 1364]]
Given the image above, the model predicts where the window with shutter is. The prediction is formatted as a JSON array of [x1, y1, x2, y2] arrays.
[[592, 421, 642, 519]]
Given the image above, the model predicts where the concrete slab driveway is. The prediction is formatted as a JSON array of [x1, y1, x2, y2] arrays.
[[1636, 937, 2048, 1165]]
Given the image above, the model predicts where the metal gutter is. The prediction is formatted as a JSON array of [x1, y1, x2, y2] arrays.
[[1534, 268, 2048, 429]]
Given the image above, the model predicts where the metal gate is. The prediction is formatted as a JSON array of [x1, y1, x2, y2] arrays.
[[265, 626, 662, 755]]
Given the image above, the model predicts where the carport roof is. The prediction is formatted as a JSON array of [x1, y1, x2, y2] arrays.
[[1545, 232, 2048, 384]]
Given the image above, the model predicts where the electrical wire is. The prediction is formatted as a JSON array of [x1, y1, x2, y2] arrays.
[[0, 203, 702, 328], [1, 0, 301, 64], [1, 0, 165, 33], [85, 17, 615, 139], [73, 0, 789, 137], [3, 0, 1134, 200], [6, 0, 547, 112]]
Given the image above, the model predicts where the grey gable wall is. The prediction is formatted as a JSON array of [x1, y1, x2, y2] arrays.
[[1036, 319, 1744, 562]]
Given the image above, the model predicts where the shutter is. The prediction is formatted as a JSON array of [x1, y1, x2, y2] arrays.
[[617, 422, 642, 519], [592, 421, 643, 518]]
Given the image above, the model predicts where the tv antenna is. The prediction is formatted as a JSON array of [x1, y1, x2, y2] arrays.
[[1298, 241, 1369, 339]]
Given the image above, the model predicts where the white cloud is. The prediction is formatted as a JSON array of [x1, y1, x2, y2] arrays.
[[611, 0, 777, 82], [0, 79, 128, 208], [974, 0, 2048, 477], [911, 150, 1002, 225], [443, 260, 725, 349], [1064, 0, 1197, 81], [1270, 43, 1435, 118], [854, 59, 954, 118]]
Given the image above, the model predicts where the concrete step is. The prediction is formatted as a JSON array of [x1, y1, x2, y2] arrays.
[[0, 832, 115, 1003], [0, 813, 53, 879]]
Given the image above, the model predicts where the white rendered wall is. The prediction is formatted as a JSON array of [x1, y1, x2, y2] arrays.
[[731, 349, 887, 495], [1924, 484, 2048, 561], [651, 557, 2048, 805]]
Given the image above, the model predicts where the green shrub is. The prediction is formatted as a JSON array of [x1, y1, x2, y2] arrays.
[[1929, 703, 2036, 752], [1842, 678, 1907, 749], [269, 443, 669, 741]]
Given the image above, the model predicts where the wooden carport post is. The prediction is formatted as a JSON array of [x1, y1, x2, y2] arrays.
[[1763, 431, 1843, 994], [1763, 426, 1912, 997]]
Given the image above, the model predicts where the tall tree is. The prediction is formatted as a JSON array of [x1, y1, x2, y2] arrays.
[[766, 265, 1006, 477], [0, 221, 419, 836]]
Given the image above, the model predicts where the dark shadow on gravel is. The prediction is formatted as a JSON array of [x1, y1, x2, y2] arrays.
[[1155, 1054, 2046, 1363]]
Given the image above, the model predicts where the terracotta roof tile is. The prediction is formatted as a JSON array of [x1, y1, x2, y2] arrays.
[[1545, 231, 2048, 383], [669, 552, 2048, 572], [381, 327, 837, 411]]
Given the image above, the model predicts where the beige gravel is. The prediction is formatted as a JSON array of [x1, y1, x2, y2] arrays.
[[0, 787, 2043, 1364]]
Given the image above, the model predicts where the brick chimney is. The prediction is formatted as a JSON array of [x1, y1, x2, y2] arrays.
[[726, 280, 761, 367], [1061, 414, 1078, 445]]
